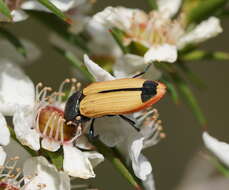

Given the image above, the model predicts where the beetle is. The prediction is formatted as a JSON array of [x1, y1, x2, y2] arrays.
[[64, 72, 166, 137]]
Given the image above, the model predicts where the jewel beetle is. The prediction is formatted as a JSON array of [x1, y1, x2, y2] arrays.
[[64, 75, 166, 137]]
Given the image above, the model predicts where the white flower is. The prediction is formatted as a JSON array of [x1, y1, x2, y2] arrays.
[[113, 54, 161, 80], [175, 152, 229, 190], [0, 146, 6, 165], [203, 132, 229, 167], [21, 0, 81, 12], [23, 156, 70, 190], [0, 154, 70, 190], [83, 55, 165, 189], [0, 61, 35, 116], [86, 19, 122, 58], [92, 2, 222, 64], [0, 62, 103, 178], [0, 0, 28, 22], [0, 113, 10, 146], [12, 78, 103, 178]]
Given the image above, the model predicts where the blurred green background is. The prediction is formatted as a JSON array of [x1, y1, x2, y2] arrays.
[[7, 0, 229, 189]]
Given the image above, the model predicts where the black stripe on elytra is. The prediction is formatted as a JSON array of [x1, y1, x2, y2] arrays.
[[99, 80, 159, 103], [99, 88, 143, 93]]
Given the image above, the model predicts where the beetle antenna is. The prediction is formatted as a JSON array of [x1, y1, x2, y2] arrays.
[[132, 63, 152, 78]]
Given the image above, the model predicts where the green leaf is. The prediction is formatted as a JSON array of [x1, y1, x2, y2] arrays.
[[53, 45, 94, 82], [207, 155, 229, 177], [0, 0, 11, 20], [156, 63, 207, 126], [0, 27, 26, 57], [110, 28, 129, 54], [173, 74, 206, 126], [28, 11, 89, 52], [185, 0, 228, 25], [161, 77, 180, 104], [127, 41, 148, 57], [145, 0, 158, 10], [44, 149, 64, 170], [177, 63, 207, 90], [37, 0, 71, 23], [89, 137, 143, 190], [180, 50, 229, 61]]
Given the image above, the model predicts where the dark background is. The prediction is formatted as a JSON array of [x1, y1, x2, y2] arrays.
[[8, 1, 229, 189]]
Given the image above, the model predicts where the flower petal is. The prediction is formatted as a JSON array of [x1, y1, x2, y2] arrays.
[[157, 0, 182, 18], [129, 137, 152, 180], [113, 54, 161, 80], [22, 0, 79, 12], [142, 173, 156, 190], [63, 145, 95, 179], [203, 132, 229, 167], [0, 146, 6, 165], [11, 10, 28, 22], [23, 156, 70, 190], [13, 106, 40, 151], [94, 116, 134, 147], [0, 61, 35, 116], [83, 54, 115, 81], [0, 113, 10, 146], [92, 6, 137, 30], [75, 135, 94, 150], [178, 17, 222, 49], [41, 138, 60, 152], [86, 20, 122, 57], [144, 44, 177, 63], [83, 151, 104, 168]]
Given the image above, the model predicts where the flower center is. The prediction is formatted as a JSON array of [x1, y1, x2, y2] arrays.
[[37, 106, 78, 143], [0, 183, 19, 190], [124, 11, 184, 47]]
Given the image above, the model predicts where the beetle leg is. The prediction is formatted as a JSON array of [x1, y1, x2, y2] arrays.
[[132, 64, 152, 78], [119, 115, 140, 131], [89, 118, 96, 138]]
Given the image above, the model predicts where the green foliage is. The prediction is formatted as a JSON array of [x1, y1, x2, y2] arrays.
[[145, 0, 158, 10], [185, 0, 228, 25], [0, 0, 11, 20], [37, 0, 71, 23], [53, 45, 94, 81], [0, 27, 27, 57]]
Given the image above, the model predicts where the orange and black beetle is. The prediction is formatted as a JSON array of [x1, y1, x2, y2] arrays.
[[64, 77, 166, 137]]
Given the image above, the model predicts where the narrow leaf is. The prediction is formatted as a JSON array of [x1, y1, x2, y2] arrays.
[[110, 28, 129, 54], [161, 77, 180, 104], [173, 74, 206, 126], [128, 41, 148, 57], [145, 0, 158, 10], [0, 0, 11, 20], [0, 28, 26, 57], [177, 63, 207, 89], [37, 0, 71, 24], [53, 45, 94, 81], [28, 11, 89, 52], [185, 0, 227, 25], [156, 63, 207, 126], [89, 137, 143, 190], [207, 154, 229, 177], [180, 50, 229, 61], [43, 149, 64, 170]]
